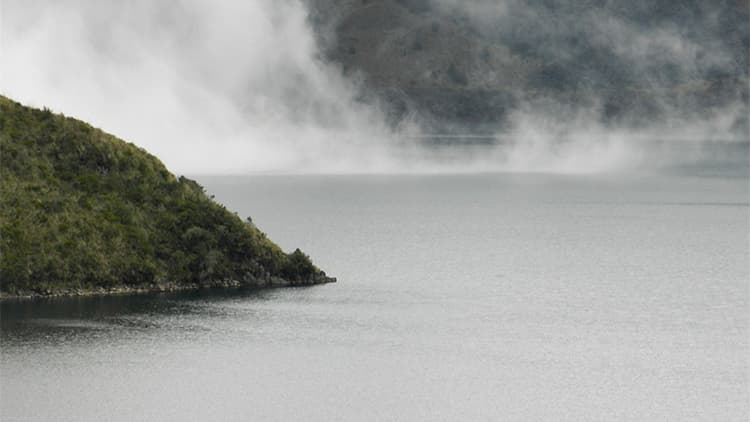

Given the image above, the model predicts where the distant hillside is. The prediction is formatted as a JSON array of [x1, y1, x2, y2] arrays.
[[307, 0, 749, 133], [0, 96, 333, 297]]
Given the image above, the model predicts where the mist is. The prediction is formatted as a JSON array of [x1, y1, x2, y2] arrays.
[[1, 0, 408, 174], [2, 0, 747, 175], [429, 0, 748, 127]]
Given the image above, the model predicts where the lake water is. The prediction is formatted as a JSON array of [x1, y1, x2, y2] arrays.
[[2, 172, 748, 421]]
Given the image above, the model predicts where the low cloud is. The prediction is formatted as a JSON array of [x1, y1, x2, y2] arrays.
[[1, 0, 405, 174], [1, 0, 746, 175]]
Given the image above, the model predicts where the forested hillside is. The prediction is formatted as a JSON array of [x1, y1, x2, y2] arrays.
[[307, 0, 749, 133]]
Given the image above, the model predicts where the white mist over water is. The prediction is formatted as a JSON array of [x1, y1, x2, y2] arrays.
[[1, 0, 746, 174], [0, 0, 401, 173]]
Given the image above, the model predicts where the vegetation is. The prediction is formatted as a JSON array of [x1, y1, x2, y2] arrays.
[[0, 96, 331, 295], [307, 0, 749, 132]]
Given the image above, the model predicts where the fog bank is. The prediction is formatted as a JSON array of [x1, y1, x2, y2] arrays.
[[2, 0, 747, 174], [1, 0, 408, 174]]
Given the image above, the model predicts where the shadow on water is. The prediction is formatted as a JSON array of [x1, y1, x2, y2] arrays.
[[0, 287, 305, 342]]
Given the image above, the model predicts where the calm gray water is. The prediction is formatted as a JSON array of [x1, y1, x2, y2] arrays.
[[2, 172, 748, 421]]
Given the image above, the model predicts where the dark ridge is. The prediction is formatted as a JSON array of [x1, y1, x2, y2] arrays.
[[306, 0, 749, 133]]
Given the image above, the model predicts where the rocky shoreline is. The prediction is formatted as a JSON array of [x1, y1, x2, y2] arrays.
[[0, 273, 336, 301]]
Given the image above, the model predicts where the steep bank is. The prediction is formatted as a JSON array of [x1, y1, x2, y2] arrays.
[[0, 96, 334, 298], [307, 0, 749, 133]]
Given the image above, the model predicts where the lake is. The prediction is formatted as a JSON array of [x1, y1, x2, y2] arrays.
[[2, 172, 748, 421]]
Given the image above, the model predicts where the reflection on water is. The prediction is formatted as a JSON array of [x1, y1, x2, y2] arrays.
[[1, 289, 269, 342], [1, 173, 748, 422]]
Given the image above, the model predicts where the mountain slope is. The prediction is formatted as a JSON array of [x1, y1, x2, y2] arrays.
[[307, 0, 749, 133], [0, 96, 333, 296]]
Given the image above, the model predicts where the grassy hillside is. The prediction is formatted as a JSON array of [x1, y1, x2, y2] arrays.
[[0, 96, 333, 296]]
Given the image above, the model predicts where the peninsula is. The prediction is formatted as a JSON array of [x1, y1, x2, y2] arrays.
[[0, 96, 334, 298]]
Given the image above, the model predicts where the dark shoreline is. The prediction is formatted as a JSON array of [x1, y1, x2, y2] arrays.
[[0, 274, 336, 301]]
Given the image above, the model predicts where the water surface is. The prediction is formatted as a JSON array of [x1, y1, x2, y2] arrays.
[[2, 173, 748, 421]]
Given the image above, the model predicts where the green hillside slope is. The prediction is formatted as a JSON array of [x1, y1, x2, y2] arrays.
[[0, 96, 334, 297]]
